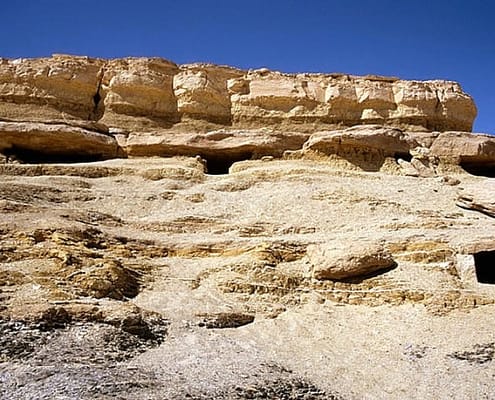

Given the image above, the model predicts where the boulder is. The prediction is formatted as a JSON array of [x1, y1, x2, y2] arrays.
[[68, 260, 140, 300], [408, 146, 438, 177], [307, 241, 396, 280]]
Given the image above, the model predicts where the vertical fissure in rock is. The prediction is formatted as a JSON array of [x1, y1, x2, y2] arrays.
[[93, 91, 101, 109], [89, 67, 106, 120], [434, 89, 442, 113]]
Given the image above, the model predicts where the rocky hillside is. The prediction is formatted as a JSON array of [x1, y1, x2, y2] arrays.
[[0, 55, 494, 399]]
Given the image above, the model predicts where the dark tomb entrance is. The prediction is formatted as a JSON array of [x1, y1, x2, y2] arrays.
[[203, 152, 253, 175], [474, 251, 495, 284]]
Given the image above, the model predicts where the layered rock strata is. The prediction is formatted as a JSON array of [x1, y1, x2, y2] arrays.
[[0, 55, 477, 132], [1, 55, 493, 177], [1, 55, 495, 399]]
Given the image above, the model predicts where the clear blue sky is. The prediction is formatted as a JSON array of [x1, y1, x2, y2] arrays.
[[2, 0, 494, 133]]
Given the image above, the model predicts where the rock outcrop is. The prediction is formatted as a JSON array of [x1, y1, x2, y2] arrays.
[[229, 71, 476, 132], [0, 55, 104, 122], [99, 58, 180, 130], [0, 55, 476, 132], [299, 125, 418, 171], [123, 129, 311, 171], [429, 131, 495, 176], [1, 55, 493, 175], [0, 121, 120, 161], [1, 54, 495, 400]]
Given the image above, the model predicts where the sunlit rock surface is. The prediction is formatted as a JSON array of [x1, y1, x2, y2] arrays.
[[1, 55, 494, 399]]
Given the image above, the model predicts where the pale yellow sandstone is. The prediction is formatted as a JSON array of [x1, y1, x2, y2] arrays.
[[0, 55, 478, 133]]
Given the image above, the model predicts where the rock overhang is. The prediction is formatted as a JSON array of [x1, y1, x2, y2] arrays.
[[0, 54, 492, 178]]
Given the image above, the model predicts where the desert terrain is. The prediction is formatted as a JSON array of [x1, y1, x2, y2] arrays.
[[0, 55, 494, 399]]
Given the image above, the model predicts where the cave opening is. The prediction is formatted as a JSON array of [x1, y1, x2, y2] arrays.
[[460, 161, 495, 178], [203, 152, 254, 175], [4, 147, 105, 164], [394, 152, 413, 163], [474, 251, 495, 284]]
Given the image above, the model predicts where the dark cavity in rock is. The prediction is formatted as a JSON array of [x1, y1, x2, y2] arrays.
[[203, 151, 253, 175], [474, 250, 495, 284]]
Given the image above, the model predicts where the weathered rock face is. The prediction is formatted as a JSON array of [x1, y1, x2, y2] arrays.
[[1, 55, 490, 171], [457, 181, 495, 218], [229, 71, 476, 132], [124, 129, 310, 163], [0, 55, 104, 122], [1, 156, 495, 399], [99, 58, 180, 130], [174, 64, 243, 124], [0, 56, 495, 399], [429, 131, 495, 176], [0, 55, 477, 133], [300, 125, 418, 171]]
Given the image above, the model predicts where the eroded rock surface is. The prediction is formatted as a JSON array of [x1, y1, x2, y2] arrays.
[[457, 181, 495, 218], [229, 71, 476, 132], [0, 55, 104, 122], [0, 55, 492, 177], [1, 56, 495, 399], [1, 55, 477, 132], [1, 156, 494, 399], [0, 121, 120, 161], [430, 131, 495, 176]]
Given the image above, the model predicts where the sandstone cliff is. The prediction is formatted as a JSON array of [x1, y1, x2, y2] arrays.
[[0, 54, 476, 132], [1, 55, 493, 178], [1, 55, 495, 400]]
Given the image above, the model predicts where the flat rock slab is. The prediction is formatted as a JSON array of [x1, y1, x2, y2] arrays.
[[0, 121, 120, 160], [307, 240, 396, 280], [303, 125, 418, 156]]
